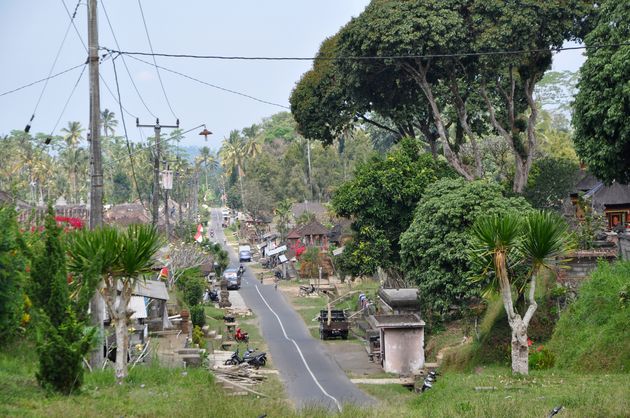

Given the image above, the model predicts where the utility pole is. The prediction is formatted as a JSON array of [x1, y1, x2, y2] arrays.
[[87, 0, 104, 369], [88, 0, 103, 228], [137, 118, 179, 233]]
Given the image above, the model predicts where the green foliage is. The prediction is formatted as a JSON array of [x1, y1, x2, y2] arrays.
[[529, 346, 556, 370], [191, 325, 207, 349], [524, 157, 579, 211], [549, 261, 630, 372], [28, 208, 94, 394], [177, 268, 205, 307], [299, 247, 320, 278], [400, 178, 532, 321], [573, 1, 630, 183], [333, 138, 455, 275], [35, 309, 94, 394], [190, 305, 206, 329], [0, 206, 27, 342], [28, 205, 69, 327]]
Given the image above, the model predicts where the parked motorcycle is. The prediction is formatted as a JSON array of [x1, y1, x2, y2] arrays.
[[235, 327, 249, 343], [299, 284, 317, 297], [224, 347, 267, 368]]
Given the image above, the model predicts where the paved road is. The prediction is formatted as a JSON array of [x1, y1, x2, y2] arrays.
[[207, 209, 373, 411]]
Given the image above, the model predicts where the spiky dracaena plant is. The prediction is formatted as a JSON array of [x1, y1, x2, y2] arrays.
[[470, 211, 572, 375], [67, 224, 163, 382]]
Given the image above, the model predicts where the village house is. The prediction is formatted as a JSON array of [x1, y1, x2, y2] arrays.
[[570, 173, 630, 231], [286, 220, 330, 254]]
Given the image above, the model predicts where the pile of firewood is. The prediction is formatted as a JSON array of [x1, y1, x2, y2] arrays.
[[212, 363, 267, 397]]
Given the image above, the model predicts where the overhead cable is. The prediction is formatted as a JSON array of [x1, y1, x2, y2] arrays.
[[111, 55, 149, 211], [104, 41, 630, 61], [23, 0, 82, 132], [49, 63, 88, 136], [137, 0, 178, 119], [101, 0, 157, 118], [60, 0, 137, 118], [125, 54, 290, 110], [0, 63, 85, 98]]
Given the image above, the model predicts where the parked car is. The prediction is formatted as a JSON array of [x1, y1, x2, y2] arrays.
[[223, 268, 241, 290], [239, 249, 252, 262]]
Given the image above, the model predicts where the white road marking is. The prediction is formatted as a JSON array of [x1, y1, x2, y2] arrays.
[[254, 284, 342, 412]]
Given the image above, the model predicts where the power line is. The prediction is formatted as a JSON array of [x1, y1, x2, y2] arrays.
[[49, 63, 88, 136], [0, 63, 86, 98], [111, 55, 149, 212], [60, 0, 138, 119], [137, 0, 178, 119], [125, 54, 290, 110], [23, 0, 82, 132], [101, 0, 157, 118], [104, 41, 630, 61]]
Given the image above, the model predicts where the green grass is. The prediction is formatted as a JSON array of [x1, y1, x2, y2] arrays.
[[548, 260, 630, 372], [4, 343, 628, 418]]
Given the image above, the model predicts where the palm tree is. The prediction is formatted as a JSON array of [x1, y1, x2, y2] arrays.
[[100, 109, 118, 138], [60, 122, 85, 203], [470, 211, 572, 375], [67, 224, 163, 382], [196, 146, 219, 191], [274, 198, 293, 242], [219, 130, 246, 210]]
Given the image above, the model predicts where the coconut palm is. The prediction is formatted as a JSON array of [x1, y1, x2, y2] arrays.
[[274, 198, 294, 242], [196, 146, 219, 190], [60, 122, 85, 203], [67, 224, 163, 382], [219, 130, 247, 210], [470, 211, 572, 375], [100, 109, 118, 138]]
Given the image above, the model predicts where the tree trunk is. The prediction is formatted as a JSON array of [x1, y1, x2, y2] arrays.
[[511, 319, 529, 375], [114, 314, 129, 383]]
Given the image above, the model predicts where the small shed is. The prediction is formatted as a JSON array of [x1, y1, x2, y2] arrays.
[[378, 288, 421, 315], [368, 314, 425, 375]]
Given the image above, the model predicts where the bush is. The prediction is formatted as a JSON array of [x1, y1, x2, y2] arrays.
[[0, 206, 27, 341], [191, 325, 207, 349], [178, 268, 205, 307], [36, 309, 94, 394], [549, 261, 630, 372], [400, 178, 532, 322], [529, 346, 556, 370], [190, 305, 206, 328]]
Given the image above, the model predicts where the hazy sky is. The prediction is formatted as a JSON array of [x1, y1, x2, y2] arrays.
[[0, 1, 585, 149]]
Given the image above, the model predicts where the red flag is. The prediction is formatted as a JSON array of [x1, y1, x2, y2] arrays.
[[160, 267, 169, 278]]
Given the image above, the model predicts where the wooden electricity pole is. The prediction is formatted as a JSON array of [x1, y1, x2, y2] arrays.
[[137, 118, 179, 231], [87, 0, 104, 369]]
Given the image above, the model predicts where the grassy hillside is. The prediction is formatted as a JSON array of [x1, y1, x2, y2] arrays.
[[549, 261, 630, 372]]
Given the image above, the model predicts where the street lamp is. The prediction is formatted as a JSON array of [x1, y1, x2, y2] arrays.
[[199, 126, 212, 141]]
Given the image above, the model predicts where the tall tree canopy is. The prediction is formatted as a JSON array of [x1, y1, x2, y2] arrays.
[[291, 0, 594, 192], [573, 0, 630, 184], [400, 178, 532, 322], [332, 137, 455, 274]]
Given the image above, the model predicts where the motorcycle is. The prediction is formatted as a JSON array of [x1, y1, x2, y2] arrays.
[[224, 347, 267, 368], [235, 327, 249, 343], [299, 284, 317, 297]]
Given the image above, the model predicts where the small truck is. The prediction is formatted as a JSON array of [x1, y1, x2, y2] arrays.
[[318, 309, 349, 340]]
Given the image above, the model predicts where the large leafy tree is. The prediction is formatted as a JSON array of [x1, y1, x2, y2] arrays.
[[293, 0, 594, 192], [573, 0, 630, 184], [333, 137, 454, 274], [400, 178, 532, 322], [470, 211, 572, 375]]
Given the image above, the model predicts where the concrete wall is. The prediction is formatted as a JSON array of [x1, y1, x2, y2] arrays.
[[381, 328, 424, 375]]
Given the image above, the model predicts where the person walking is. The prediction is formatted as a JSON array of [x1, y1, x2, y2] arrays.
[[274, 275, 279, 291]]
